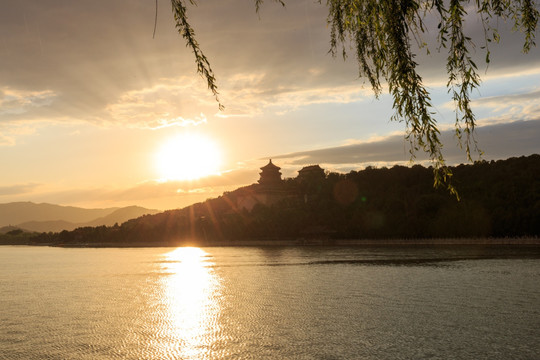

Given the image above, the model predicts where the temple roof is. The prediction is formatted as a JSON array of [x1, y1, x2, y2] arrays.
[[258, 159, 282, 186], [260, 159, 280, 171], [298, 165, 323, 173]]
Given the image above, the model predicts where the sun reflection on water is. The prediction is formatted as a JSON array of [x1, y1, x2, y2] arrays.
[[160, 247, 222, 359]]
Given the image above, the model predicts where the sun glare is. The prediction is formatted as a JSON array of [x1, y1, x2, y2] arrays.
[[156, 133, 221, 181]]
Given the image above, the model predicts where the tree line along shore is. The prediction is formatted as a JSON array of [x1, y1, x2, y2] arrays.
[[3, 154, 539, 247]]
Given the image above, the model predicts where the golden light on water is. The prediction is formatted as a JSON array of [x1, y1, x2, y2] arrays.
[[160, 247, 222, 359]]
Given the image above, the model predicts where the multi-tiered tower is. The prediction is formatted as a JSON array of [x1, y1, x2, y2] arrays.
[[258, 159, 282, 187]]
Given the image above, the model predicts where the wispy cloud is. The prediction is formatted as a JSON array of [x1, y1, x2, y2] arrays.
[[272, 120, 540, 167], [218, 71, 373, 117], [0, 123, 38, 147], [0, 87, 57, 116], [105, 78, 214, 128], [473, 89, 540, 122], [0, 183, 41, 196], [146, 114, 207, 130]]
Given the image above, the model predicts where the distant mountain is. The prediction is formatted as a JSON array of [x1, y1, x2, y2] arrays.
[[0, 202, 160, 232], [84, 206, 161, 227], [0, 202, 116, 226], [0, 225, 25, 234], [16, 220, 76, 233]]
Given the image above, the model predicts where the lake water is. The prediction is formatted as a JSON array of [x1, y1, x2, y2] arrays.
[[1, 245, 539, 359]]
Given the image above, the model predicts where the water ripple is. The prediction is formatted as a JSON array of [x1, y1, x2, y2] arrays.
[[1, 246, 539, 359]]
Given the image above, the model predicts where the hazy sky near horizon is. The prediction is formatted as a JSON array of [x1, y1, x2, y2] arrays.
[[1, 0, 540, 210]]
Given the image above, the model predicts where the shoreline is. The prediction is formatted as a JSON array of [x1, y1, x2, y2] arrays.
[[3, 236, 540, 248]]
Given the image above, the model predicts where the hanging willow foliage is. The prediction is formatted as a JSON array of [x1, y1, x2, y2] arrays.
[[169, 0, 539, 196]]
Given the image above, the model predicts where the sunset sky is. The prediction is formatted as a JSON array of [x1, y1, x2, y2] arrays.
[[1, 0, 540, 210]]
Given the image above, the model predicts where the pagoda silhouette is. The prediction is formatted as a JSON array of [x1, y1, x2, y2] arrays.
[[258, 159, 282, 187], [234, 160, 325, 212]]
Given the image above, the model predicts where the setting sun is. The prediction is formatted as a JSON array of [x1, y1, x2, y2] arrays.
[[156, 133, 222, 181]]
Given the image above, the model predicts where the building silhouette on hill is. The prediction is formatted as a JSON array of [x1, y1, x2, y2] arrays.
[[234, 160, 325, 211], [258, 159, 282, 186], [297, 164, 325, 182], [236, 160, 287, 211]]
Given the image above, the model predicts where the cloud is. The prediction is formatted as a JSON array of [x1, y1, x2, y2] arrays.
[[219, 75, 372, 117], [477, 89, 540, 104], [146, 115, 207, 130], [271, 120, 540, 168], [2, 0, 539, 129], [0, 183, 41, 196], [0, 87, 57, 116], [104, 78, 216, 128], [0, 123, 38, 146], [473, 89, 540, 122], [0, 0, 204, 125]]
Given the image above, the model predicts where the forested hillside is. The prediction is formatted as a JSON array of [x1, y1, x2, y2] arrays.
[[30, 155, 540, 246]]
